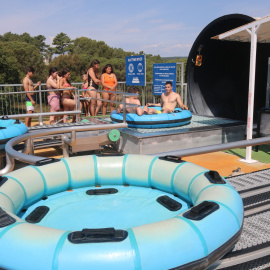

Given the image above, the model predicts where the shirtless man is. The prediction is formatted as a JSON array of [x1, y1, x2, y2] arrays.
[[23, 66, 41, 127], [144, 81, 188, 113]]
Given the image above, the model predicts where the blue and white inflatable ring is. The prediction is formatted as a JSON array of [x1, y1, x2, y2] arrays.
[[110, 107, 192, 128], [0, 116, 28, 149]]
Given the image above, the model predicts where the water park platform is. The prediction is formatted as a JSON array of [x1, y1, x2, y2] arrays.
[[27, 114, 246, 156], [114, 114, 246, 155]]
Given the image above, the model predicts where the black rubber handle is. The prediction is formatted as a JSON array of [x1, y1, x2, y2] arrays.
[[35, 158, 61, 166], [68, 228, 128, 244], [159, 155, 183, 163], [86, 188, 118, 195], [183, 201, 219, 221]]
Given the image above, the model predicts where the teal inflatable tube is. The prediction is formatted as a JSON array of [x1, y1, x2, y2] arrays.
[[0, 155, 243, 270], [0, 117, 28, 149], [110, 107, 192, 128]]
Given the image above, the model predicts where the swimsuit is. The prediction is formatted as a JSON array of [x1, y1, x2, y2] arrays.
[[103, 73, 116, 93], [88, 72, 99, 90], [48, 94, 60, 111]]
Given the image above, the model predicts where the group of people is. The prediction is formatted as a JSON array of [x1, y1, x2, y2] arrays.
[[116, 81, 188, 116], [23, 59, 118, 126], [23, 62, 187, 127]]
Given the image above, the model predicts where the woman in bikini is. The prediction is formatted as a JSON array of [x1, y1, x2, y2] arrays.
[[59, 68, 79, 123], [86, 59, 102, 116], [81, 73, 89, 116], [46, 67, 60, 124], [101, 64, 118, 115]]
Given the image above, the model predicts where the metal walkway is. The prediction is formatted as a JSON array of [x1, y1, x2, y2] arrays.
[[210, 169, 270, 269]]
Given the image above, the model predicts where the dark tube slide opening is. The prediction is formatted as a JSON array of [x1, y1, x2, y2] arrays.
[[186, 14, 270, 121]]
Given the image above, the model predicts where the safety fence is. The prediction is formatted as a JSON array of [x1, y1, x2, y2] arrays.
[[0, 82, 188, 125]]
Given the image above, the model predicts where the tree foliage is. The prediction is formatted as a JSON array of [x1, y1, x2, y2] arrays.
[[52, 32, 73, 55], [0, 32, 187, 84]]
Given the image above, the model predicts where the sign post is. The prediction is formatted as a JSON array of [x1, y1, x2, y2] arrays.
[[153, 63, 177, 96], [125, 55, 146, 87]]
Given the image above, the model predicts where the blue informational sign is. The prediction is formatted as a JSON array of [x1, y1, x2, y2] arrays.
[[125, 55, 146, 86], [153, 63, 177, 95]]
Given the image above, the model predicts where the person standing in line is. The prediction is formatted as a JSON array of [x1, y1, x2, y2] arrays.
[[86, 59, 102, 116], [46, 67, 60, 125], [101, 64, 118, 115], [23, 66, 41, 127], [81, 73, 89, 116], [59, 68, 79, 123]]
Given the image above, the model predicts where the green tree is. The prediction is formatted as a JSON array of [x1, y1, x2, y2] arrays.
[[1, 41, 45, 82], [32, 35, 48, 56], [52, 33, 73, 55], [0, 43, 20, 83]]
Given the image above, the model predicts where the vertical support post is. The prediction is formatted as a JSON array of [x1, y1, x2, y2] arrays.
[[142, 86, 145, 106], [266, 57, 270, 107], [62, 135, 70, 158], [181, 62, 184, 100], [122, 94, 126, 123], [244, 25, 260, 163], [75, 88, 79, 123], [38, 84, 43, 125]]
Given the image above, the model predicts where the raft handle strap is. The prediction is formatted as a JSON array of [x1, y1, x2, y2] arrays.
[[0, 207, 16, 228], [25, 206, 50, 223], [183, 201, 219, 221], [95, 152, 124, 157], [35, 158, 61, 166], [86, 188, 118, 195], [205, 171, 226, 184], [157, 195, 182, 211], [159, 155, 184, 163], [0, 127, 6, 129], [1, 116, 9, 120], [68, 228, 128, 244]]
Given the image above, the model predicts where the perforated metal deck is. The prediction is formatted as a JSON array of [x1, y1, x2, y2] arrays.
[[210, 170, 270, 269]]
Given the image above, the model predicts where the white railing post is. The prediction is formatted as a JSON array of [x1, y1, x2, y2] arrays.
[[243, 24, 260, 163]]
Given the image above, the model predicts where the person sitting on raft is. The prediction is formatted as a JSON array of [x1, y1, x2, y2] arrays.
[[116, 86, 153, 115], [144, 81, 188, 114]]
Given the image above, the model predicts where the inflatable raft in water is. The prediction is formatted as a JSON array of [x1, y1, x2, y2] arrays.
[[0, 116, 28, 149], [110, 106, 192, 128], [0, 154, 243, 270]]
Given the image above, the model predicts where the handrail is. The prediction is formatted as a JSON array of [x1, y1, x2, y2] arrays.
[[5, 110, 81, 119], [151, 136, 270, 157], [2, 122, 128, 175]]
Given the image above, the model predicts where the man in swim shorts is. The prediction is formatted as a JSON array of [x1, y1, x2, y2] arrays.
[[23, 66, 41, 127], [144, 81, 188, 114]]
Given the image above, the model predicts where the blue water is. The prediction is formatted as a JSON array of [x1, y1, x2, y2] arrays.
[[19, 185, 190, 230]]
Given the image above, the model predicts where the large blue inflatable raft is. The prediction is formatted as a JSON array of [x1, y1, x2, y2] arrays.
[[111, 106, 192, 128], [0, 116, 28, 149], [0, 154, 243, 270]]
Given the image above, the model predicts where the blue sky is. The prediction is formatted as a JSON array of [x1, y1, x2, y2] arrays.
[[0, 0, 270, 57]]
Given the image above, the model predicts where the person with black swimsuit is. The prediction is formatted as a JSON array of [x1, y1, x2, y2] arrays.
[[86, 59, 102, 116]]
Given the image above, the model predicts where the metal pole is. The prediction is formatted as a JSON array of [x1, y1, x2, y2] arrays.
[[123, 95, 126, 123], [245, 25, 260, 163], [151, 136, 270, 158], [181, 62, 184, 100], [38, 84, 43, 125], [75, 88, 79, 123], [266, 58, 270, 108]]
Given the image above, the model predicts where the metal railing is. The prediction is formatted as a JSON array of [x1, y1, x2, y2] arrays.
[[1, 124, 270, 176], [0, 82, 188, 125]]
